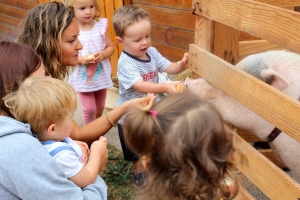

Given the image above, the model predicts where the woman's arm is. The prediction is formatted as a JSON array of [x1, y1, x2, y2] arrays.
[[70, 94, 155, 146]]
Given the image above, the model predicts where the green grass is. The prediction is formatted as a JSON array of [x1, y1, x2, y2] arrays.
[[99, 144, 134, 200]]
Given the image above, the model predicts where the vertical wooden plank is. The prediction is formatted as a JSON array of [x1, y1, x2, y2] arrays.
[[114, 0, 124, 61], [194, 15, 212, 50], [192, 14, 212, 78], [104, 0, 119, 77], [123, 0, 131, 5], [98, 0, 105, 18], [96, 0, 123, 77], [213, 22, 239, 65], [114, 0, 123, 8]]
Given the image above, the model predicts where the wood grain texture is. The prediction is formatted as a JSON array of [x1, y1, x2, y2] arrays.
[[194, 15, 212, 51], [213, 22, 239, 65], [258, 149, 287, 169], [113, 0, 124, 74], [236, 128, 263, 142], [189, 44, 300, 144], [123, 0, 131, 5], [151, 24, 194, 50], [132, 0, 192, 10], [0, 13, 21, 27], [192, 0, 300, 55], [255, 0, 300, 8], [134, 3, 196, 31], [0, 0, 36, 9], [0, 4, 27, 19], [152, 42, 187, 62], [193, 15, 212, 79], [103, 0, 119, 77], [99, 0, 106, 18], [235, 135, 300, 200], [239, 31, 261, 41], [238, 40, 284, 62]]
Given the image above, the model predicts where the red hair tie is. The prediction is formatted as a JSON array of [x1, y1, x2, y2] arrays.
[[149, 110, 157, 117]]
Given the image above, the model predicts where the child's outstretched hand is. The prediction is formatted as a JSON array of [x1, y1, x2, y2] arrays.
[[179, 53, 189, 70], [164, 81, 182, 94]]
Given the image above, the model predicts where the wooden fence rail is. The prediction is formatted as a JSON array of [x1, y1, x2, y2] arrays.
[[190, 0, 300, 199]]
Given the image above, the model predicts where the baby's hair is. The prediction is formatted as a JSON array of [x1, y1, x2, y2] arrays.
[[62, 0, 101, 18], [4, 76, 77, 136], [17, 2, 75, 80], [112, 5, 149, 38], [123, 92, 243, 200]]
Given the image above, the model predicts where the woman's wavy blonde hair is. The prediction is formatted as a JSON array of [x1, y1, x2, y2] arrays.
[[17, 2, 75, 80], [123, 92, 245, 200]]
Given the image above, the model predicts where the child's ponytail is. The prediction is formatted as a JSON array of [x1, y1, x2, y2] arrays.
[[123, 106, 162, 156]]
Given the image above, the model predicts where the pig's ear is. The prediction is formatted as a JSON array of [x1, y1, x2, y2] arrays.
[[260, 69, 289, 91]]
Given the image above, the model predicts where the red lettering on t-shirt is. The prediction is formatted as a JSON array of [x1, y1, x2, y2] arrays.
[[141, 74, 148, 81], [141, 71, 156, 81]]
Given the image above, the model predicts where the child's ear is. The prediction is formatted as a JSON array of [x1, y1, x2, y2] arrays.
[[115, 37, 123, 45], [47, 124, 56, 136]]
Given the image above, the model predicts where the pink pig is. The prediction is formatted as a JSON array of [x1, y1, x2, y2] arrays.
[[185, 50, 300, 182]]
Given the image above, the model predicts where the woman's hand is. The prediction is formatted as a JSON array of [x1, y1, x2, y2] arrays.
[[130, 93, 156, 111]]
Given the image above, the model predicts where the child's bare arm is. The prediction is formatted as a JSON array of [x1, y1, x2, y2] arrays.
[[133, 81, 181, 95], [69, 137, 108, 188], [164, 53, 189, 74], [93, 32, 114, 63]]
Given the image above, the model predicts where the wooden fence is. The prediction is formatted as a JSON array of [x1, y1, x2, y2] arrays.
[[0, 0, 196, 77], [190, 0, 300, 199]]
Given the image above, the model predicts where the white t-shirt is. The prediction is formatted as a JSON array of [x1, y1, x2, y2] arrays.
[[42, 137, 85, 178], [117, 47, 171, 124]]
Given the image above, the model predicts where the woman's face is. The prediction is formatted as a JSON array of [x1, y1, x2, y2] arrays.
[[60, 18, 83, 67]]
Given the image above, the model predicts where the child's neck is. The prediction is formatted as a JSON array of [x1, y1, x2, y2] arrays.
[[77, 19, 95, 31]]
